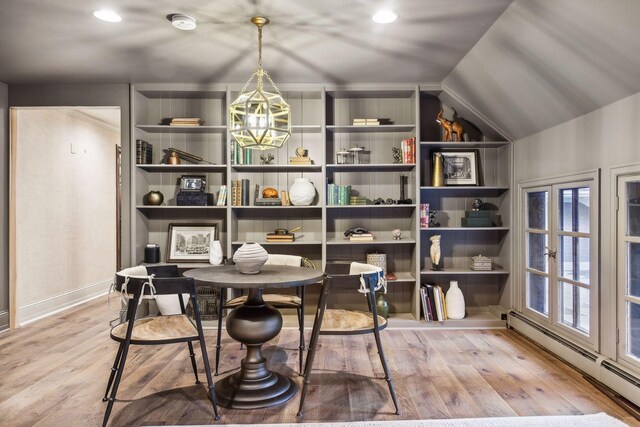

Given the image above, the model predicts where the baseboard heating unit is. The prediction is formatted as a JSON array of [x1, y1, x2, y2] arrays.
[[508, 311, 640, 410]]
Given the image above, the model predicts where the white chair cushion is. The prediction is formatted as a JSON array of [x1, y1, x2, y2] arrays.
[[349, 262, 382, 276], [265, 254, 302, 266]]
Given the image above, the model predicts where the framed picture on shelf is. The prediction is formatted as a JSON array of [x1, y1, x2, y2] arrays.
[[432, 149, 479, 186], [166, 223, 217, 263]]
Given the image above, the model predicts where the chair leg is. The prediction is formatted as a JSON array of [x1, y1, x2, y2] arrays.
[[297, 306, 305, 376], [102, 341, 131, 427], [370, 304, 401, 415], [102, 342, 124, 402], [298, 281, 329, 416], [187, 341, 201, 384], [194, 298, 220, 420], [215, 288, 225, 376]]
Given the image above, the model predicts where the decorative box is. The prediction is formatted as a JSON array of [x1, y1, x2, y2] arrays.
[[462, 210, 493, 227], [177, 191, 212, 206]]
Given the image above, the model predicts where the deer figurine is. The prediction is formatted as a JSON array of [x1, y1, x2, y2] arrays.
[[436, 109, 464, 142]]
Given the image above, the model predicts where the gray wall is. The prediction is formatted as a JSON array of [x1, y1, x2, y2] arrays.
[[0, 82, 8, 330], [5, 84, 131, 328], [513, 91, 640, 358]]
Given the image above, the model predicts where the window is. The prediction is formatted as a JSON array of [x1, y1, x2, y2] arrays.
[[520, 173, 598, 347], [617, 176, 640, 369]]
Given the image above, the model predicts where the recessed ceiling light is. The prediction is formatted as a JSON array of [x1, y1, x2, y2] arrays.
[[93, 9, 122, 23], [372, 10, 397, 24], [171, 14, 197, 31]]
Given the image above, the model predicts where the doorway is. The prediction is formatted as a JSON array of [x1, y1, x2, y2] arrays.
[[9, 107, 121, 327]]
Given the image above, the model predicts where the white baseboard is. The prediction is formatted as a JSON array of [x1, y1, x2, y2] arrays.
[[18, 278, 112, 326], [0, 310, 8, 331]]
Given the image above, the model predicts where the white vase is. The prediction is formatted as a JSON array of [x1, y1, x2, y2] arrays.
[[289, 178, 316, 206], [233, 242, 269, 274], [445, 280, 465, 319], [209, 240, 223, 265]]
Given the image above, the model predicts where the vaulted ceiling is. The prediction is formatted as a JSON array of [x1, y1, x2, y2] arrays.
[[1, 0, 639, 140]]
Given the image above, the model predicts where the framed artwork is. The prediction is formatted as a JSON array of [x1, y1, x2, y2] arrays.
[[166, 223, 217, 263], [180, 175, 206, 192], [433, 149, 479, 186]]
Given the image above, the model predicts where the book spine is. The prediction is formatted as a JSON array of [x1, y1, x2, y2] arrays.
[[420, 203, 429, 228], [345, 185, 352, 206], [420, 287, 429, 322], [411, 137, 416, 163], [230, 141, 236, 165], [402, 139, 408, 164], [242, 179, 249, 206]]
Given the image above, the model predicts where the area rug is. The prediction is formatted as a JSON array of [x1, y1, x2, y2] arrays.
[[187, 412, 628, 427]]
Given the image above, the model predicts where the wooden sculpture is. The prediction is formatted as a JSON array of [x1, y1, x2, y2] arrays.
[[436, 109, 464, 142]]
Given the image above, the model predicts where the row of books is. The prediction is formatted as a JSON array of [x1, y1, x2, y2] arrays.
[[215, 185, 227, 206], [231, 180, 251, 206], [420, 284, 448, 322], [327, 184, 352, 206], [401, 137, 416, 164], [230, 141, 252, 165], [136, 139, 153, 164], [352, 118, 393, 126], [420, 203, 430, 228], [169, 117, 204, 126]]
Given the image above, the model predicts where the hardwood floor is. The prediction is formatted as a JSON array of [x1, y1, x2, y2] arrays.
[[0, 298, 636, 426]]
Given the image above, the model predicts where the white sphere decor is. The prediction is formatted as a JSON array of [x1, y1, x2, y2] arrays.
[[233, 242, 269, 274], [289, 178, 316, 206], [445, 280, 466, 319]]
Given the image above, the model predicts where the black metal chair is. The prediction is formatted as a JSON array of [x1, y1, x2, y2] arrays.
[[214, 255, 313, 376], [297, 262, 401, 416], [102, 265, 219, 426]]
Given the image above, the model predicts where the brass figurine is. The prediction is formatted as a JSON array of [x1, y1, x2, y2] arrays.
[[436, 109, 464, 142], [167, 151, 181, 165]]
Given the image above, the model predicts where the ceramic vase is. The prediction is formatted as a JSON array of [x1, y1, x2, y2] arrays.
[[376, 293, 390, 319], [445, 280, 465, 319], [143, 191, 164, 206], [209, 239, 223, 265], [289, 178, 316, 206], [233, 242, 268, 274]]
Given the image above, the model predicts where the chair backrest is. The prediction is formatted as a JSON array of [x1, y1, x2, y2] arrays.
[[322, 262, 383, 294], [114, 271, 196, 298]]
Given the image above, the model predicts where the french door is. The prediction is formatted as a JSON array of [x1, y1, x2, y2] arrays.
[[617, 174, 640, 369], [522, 174, 598, 347]]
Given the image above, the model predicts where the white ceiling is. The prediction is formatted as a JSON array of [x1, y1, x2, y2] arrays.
[[0, 0, 513, 84]]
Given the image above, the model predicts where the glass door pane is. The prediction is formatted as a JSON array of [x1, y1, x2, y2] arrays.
[[627, 302, 640, 360], [627, 182, 640, 237], [525, 189, 549, 317]]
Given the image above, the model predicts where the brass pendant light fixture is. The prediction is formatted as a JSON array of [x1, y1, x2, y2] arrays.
[[229, 16, 291, 150]]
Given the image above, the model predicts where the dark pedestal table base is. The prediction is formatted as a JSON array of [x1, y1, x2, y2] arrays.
[[216, 288, 297, 409]]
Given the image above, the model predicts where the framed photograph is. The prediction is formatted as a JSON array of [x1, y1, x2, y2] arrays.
[[180, 175, 206, 192], [166, 223, 217, 263], [433, 149, 479, 186]]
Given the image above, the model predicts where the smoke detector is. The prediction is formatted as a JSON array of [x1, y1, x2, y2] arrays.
[[170, 14, 197, 31]]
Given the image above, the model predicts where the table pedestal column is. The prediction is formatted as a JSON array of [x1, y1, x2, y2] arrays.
[[215, 288, 297, 409]]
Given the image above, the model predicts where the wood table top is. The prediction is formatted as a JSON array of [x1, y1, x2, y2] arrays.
[[183, 265, 324, 289]]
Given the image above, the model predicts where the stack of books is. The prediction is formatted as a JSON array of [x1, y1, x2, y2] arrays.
[[420, 284, 448, 322], [327, 184, 352, 206], [136, 139, 153, 164], [469, 254, 492, 271], [350, 196, 368, 205], [255, 197, 282, 206], [170, 118, 204, 126], [349, 232, 373, 242], [420, 204, 429, 228], [266, 232, 295, 243], [401, 137, 416, 164], [216, 185, 227, 206], [289, 156, 313, 165], [230, 141, 252, 165], [352, 118, 392, 126], [231, 179, 250, 206]]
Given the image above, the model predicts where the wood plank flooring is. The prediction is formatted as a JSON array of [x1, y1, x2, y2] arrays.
[[0, 297, 636, 426]]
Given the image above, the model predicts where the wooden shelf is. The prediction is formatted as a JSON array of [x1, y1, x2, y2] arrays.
[[327, 204, 416, 209], [136, 125, 227, 133], [420, 227, 509, 231], [326, 163, 416, 171], [136, 164, 226, 173], [327, 237, 416, 245], [387, 272, 416, 283], [387, 309, 505, 329], [420, 186, 509, 192], [231, 205, 322, 209], [231, 164, 321, 172], [136, 205, 226, 210], [231, 239, 322, 246], [420, 141, 510, 148], [420, 268, 509, 275], [326, 124, 415, 133]]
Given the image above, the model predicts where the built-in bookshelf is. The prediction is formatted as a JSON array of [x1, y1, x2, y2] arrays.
[[130, 83, 511, 327]]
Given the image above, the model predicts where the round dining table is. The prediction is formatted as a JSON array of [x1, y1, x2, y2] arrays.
[[183, 264, 323, 409]]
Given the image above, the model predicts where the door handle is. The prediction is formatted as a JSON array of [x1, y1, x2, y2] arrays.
[[544, 246, 557, 260]]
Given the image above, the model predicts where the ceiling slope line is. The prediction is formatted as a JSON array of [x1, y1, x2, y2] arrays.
[[440, 83, 514, 142]]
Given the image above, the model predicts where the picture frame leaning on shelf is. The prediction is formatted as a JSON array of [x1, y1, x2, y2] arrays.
[[166, 223, 218, 263], [431, 149, 480, 186]]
